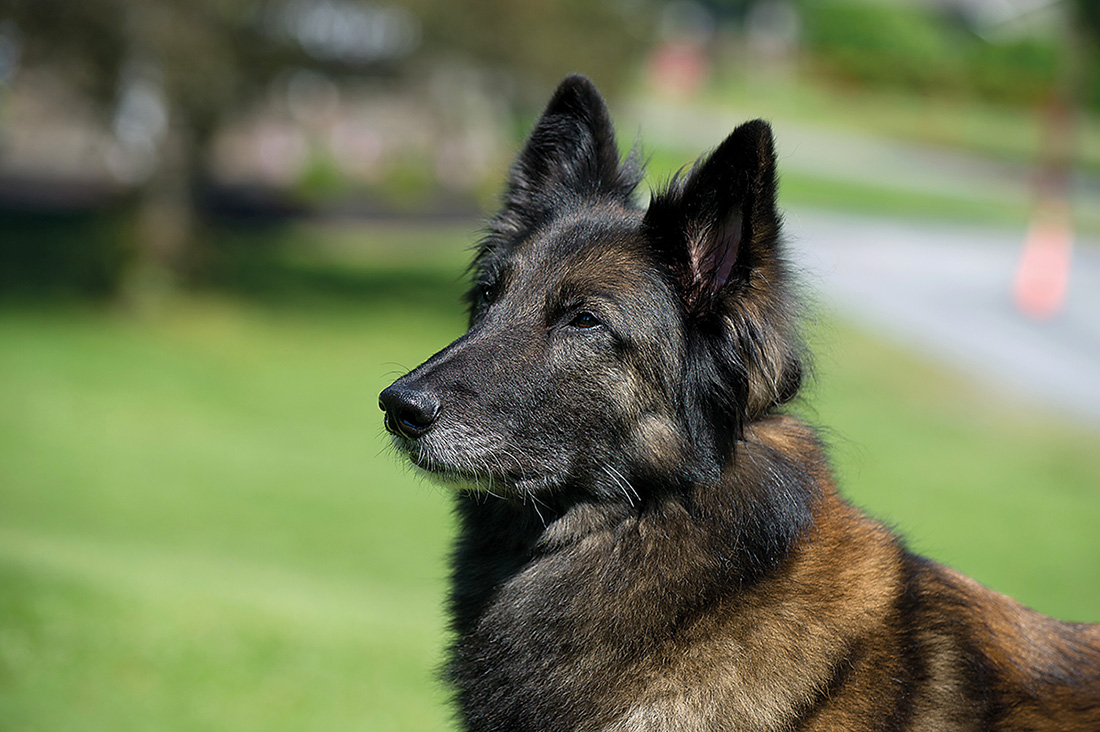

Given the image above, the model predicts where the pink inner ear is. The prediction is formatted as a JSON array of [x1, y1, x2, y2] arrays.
[[711, 212, 742, 289]]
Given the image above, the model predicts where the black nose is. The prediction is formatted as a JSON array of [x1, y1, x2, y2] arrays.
[[378, 383, 441, 438]]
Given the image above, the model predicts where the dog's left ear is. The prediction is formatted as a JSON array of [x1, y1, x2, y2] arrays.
[[644, 120, 780, 311]]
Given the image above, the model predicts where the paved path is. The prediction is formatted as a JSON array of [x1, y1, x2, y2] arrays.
[[785, 209, 1100, 429]]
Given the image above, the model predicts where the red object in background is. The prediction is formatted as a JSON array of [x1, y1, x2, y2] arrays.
[[1014, 200, 1073, 320], [648, 40, 709, 100], [1014, 92, 1075, 320]]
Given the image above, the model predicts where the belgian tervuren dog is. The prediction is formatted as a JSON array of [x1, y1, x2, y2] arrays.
[[379, 75, 1100, 731]]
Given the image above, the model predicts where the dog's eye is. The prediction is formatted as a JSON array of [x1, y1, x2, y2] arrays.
[[570, 312, 601, 329], [477, 283, 496, 307]]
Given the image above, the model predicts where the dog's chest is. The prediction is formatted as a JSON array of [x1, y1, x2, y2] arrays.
[[449, 552, 829, 732], [449, 529, 673, 730]]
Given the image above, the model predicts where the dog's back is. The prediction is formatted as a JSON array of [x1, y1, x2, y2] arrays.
[[380, 75, 1100, 731]]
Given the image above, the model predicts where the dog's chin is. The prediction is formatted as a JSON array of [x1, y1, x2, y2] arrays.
[[413, 463, 507, 494], [390, 435, 560, 497]]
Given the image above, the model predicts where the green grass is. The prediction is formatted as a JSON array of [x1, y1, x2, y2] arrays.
[[641, 144, 1100, 234], [806, 322, 1100, 621], [704, 76, 1100, 176], [1, 224, 1098, 730], [643, 143, 1034, 227], [632, 77, 1100, 233]]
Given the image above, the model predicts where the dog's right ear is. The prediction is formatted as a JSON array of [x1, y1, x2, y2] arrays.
[[502, 74, 640, 217]]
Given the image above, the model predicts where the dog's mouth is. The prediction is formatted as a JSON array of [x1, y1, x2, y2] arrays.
[[391, 434, 576, 499], [386, 431, 550, 495]]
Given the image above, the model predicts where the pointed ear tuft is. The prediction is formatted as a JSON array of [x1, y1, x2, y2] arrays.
[[503, 75, 640, 217], [644, 119, 779, 310]]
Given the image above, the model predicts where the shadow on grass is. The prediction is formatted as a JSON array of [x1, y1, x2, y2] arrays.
[[203, 228, 470, 316], [0, 208, 132, 300], [0, 214, 473, 318]]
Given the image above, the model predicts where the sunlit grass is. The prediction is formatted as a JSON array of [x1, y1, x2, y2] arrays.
[[630, 78, 1100, 234], [0, 277, 466, 731], [703, 76, 1100, 175], [0, 223, 1097, 730], [807, 321, 1100, 621], [644, 142, 1033, 228]]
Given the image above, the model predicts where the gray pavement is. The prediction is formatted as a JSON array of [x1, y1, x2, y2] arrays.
[[785, 209, 1100, 429]]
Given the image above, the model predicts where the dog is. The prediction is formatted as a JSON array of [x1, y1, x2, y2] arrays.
[[379, 75, 1100, 731]]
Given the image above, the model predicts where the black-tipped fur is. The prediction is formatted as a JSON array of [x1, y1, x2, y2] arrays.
[[469, 75, 644, 323], [644, 119, 804, 465]]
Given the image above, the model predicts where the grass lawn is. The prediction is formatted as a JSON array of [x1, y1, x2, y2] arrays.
[[643, 143, 1036, 230], [1, 223, 1098, 730], [628, 78, 1100, 235], [702, 76, 1100, 176]]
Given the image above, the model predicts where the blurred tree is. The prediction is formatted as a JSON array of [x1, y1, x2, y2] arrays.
[[1072, 0, 1099, 106], [411, 0, 652, 107], [1077, 0, 1100, 37], [0, 0, 652, 298], [0, 0, 305, 295]]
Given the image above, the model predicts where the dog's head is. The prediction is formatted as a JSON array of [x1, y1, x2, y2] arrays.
[[380, 75, 803, 503]]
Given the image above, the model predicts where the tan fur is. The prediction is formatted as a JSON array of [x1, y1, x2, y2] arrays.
[[590, 418, 1100, 731], [632, 414, 682, 471]]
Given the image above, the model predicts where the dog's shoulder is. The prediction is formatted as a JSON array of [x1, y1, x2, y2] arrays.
[[899, 556, 1100, 729]]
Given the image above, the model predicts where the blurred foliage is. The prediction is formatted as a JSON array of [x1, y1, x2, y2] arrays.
[[1073, 0, 1100, 111], [411, 0, 651, 102], [0, 0, 651, 144], [0, 0, 652, 293], [0, 207, 133, 299], [2, 0, 1098, 300], [0, 0, 286, 139], [0, 0, 309, 290], [803, 2, 965, 92], [800, 1, 1062, 108]]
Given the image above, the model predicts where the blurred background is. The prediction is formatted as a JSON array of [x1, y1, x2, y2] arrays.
[[0, 0, 1098, 729]]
